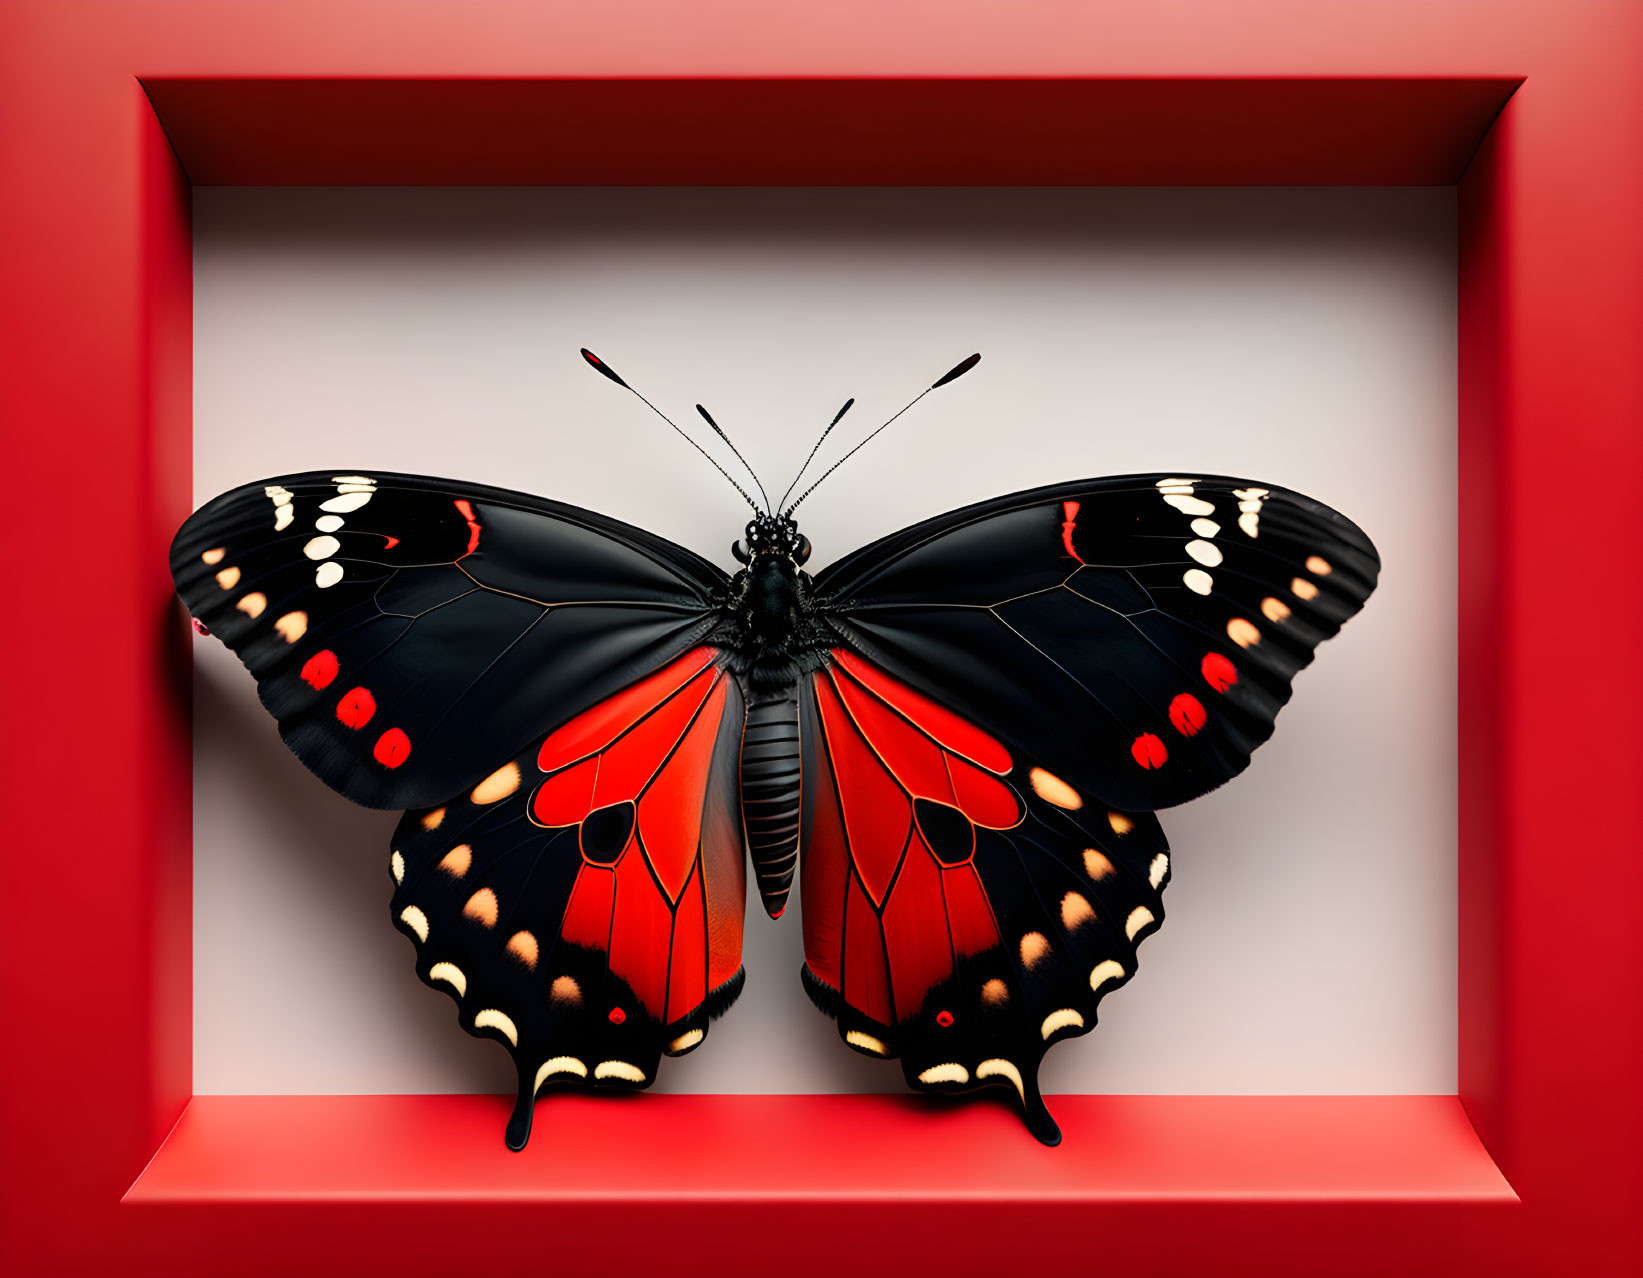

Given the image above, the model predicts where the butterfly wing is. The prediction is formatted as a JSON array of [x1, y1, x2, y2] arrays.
[[174, 471, 744, 1148], [801, 475, 1376, 1139], [813, 474, 1379, 811], [171, 470, 729, 808], [387, 647, 746, 1149], [798, 650, 1169, 1144]]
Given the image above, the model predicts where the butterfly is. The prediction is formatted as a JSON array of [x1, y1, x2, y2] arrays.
[[171, 349, 1378, 1149]]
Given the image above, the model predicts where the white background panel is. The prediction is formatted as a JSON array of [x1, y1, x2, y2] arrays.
[[192, 187, 1455, 1095]]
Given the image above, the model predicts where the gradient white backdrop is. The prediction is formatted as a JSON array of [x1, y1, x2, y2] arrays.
[[192, 187, 1456, 1096]]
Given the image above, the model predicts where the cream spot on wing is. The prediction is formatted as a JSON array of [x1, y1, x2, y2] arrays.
[[437, 844, 472, 877], [1227, 617, 1261, 647], [235, 592, 267, 619], [1292, 576, 1320, 601], [314, 561, 344, 588], [303, 535, 341, 560], [1019, 932, 1051, 968], [201, 548, 225, 565], [845, 1030, 889, 1056], [1061, 891, 1096, 931], [1183, 568, 1213, 595], [981, 978, 1010, 1007], [506, 931, 539, 968], [421, 807, 446, 831], [215, 566, 240, 590], [1125, 906, 1156, 940], [666, 1028, 705, 1055], [1149, 852, 1170, 888], [320, 492, 372, 514], [1107, 810, 1134, 836], [918, 1063, 969, 1086], [428, 962, 467, 997], [550, 975, 582, 1006], [1185, 539, 1223, 567], [474, 1008, 517, 1046], [535, 1057, 587, 1089], [976, 1058, 1024, 1100], [1090, 959, 1125, 993], [1040, 1008, 1084, 1040], [1164, 494, 1217, 517], [390, 850, 404, 883], [462, 887, 499, 928], [1238, 511, 1260, 538], [471, 762, 520, 805], [1190, 518, 1221, 538], [399, 905, 428, 941], [273, 611, 308, 643], [1083, 848, 1115, 880], [332, 475, 376, 486], [274, 504, 294, 531], [595, 1060, 646, 1083], [314, 514, 345, 533], [1029, 767, 1081, 810], [1306, 555, 1333, 576], [1261, 596, 1291, 623]]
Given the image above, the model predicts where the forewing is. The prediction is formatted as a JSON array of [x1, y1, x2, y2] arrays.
[[814, 474, 1378, 811], [172, 471, 729, 808], [388, 647, 747, 1149], [799, 651, 1170, 1143]]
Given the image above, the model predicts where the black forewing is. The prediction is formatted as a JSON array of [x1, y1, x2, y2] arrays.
[[171, 470, 729, 808], [813, 474, 1378, 812]]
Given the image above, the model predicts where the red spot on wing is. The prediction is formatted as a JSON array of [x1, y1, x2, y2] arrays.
[[538, 648, 714, 772], [453, 499, 482, 556], [607, 1005, 626, 1025], [383, 535, 400, 549], [1131, 733, 1168, 769], [301, 649, 339, 690], [831, 649, 1012, 774], [1169, 693, 1207, 736], [935, 1009, 954, 1027], [1060, 499, 1084, 562], [667, 858, 708, 1022], [192, 618, 211, 637], [373, 727, 411, 767], [336, 686, 376, 729], [1201, 652, 1238, 693], [813, 675, 911, 907]]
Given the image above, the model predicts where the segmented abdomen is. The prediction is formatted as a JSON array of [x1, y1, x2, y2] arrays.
[[741, 687, 802, 917]]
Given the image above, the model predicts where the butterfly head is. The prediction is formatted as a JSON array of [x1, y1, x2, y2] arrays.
[[733, 513, 811, 568]]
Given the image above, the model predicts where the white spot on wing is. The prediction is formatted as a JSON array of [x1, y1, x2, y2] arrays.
[[1185, 539, 1223, 567], [1183, 568, 1213, 595], [917, 1063, 969, 1085], [303, 535, 340, 560], [320, 492, 372, 513], [315, 561, 344, 588]]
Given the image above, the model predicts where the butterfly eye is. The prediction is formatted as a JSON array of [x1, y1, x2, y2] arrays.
[[793, 535, 812, 566], [732, 539, 752, 564]]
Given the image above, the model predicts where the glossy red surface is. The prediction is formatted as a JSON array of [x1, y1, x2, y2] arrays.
[[1, 2, 1639, 1274]]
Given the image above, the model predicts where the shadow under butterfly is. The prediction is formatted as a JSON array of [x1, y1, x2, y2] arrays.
[[172, 349, 1378, 1149]]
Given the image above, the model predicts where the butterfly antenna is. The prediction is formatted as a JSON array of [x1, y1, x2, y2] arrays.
[[784, 353, 980, 517], [696, 404, 771, 514], [776, 396, 855, 513], [581, 348, 761, 514]]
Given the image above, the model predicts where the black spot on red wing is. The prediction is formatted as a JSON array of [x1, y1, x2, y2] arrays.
[[913, 797, 976, 865], [580, 803, 635, 864]]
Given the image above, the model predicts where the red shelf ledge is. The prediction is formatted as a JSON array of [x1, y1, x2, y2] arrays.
[[126, 1093, 1513, 1204]]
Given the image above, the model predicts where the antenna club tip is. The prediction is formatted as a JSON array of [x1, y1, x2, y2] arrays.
[[580, 347, 629, 388], [931, 352, 981, 389]]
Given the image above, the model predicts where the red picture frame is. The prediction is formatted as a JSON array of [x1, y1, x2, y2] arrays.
[[2, 3, 1639, 1274]]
